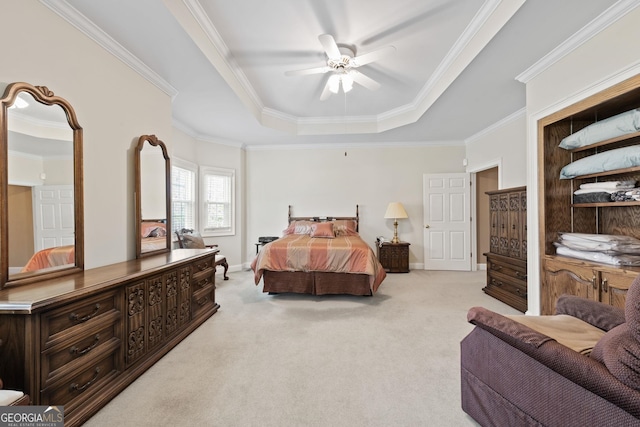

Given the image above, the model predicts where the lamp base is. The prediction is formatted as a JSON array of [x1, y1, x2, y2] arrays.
[[392, 220, 400, 244]]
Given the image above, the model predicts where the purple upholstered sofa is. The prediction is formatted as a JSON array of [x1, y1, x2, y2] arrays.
[[461, 275, 640, 426]]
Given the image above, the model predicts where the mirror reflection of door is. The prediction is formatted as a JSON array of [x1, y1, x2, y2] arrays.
[[7, 91, 75, 276]]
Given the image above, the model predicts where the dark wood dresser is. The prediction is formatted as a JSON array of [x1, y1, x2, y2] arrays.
[[0, 249, 219, 427], [483, 186, 527, 312]]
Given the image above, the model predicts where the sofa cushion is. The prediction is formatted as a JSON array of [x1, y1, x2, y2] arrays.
[[591, 323, 640, 391], [505, 314, 605, 355]]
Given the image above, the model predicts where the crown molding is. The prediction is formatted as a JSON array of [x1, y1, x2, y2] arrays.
[[182, 0, 263, 111], [40, 0, 178, 99], [465, 108, 525, 145], [516, 0, 640, 83], [244, 139, 464, 151], [172, 118, 246, 148]]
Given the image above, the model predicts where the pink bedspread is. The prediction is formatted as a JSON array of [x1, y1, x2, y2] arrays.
[[251, 234, 386, 292], [21, 245, 75, 272]]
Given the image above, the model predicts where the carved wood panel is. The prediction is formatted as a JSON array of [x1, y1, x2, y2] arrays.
[[126, 281, 145, 366]]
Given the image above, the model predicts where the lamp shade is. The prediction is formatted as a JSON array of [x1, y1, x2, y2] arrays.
[[384, 202, 408, 219]]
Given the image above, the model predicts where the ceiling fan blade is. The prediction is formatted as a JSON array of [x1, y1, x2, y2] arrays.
[[318, 34, 341, 60], [351, 46, 396, 67], [285, 66, 331, 76], [350, 71, 381, 91], [320, 78, 333, 101]]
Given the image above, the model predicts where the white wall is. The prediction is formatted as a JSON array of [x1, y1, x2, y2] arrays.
[[525, 6, 640, 314], [1, 1, 172, 268], [246, 144, 466, 268], [465, 110, 527, 188]]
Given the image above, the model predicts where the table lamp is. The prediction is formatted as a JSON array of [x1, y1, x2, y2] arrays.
[[384, 202, 408, 244]]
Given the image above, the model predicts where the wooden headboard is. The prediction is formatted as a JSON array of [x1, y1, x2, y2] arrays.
[[288, 205, 359, 232]]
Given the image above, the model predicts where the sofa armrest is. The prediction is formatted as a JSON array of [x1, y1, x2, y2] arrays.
[[467, 306, 640, 418], [555, 295, 625, 331], [467, 306, 554, 349]]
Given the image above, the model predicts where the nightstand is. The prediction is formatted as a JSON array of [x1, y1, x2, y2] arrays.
[[376, 241, 410, 273]]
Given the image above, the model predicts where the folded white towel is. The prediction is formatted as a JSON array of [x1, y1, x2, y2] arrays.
[[580, 180, 636, 190], [573, 188, 617, 195]]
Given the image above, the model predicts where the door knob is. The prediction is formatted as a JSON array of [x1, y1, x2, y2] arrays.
[[425, 225, 430, 228]]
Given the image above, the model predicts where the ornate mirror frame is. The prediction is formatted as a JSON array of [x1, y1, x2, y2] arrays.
[[135, 134, 171, 258], [0, 82, 84, 289]]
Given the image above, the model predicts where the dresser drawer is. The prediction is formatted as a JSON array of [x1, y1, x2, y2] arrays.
[[487, 257, 527, 282], [192, 285, 215, 318], [40, 347, 120, 413], [41, 321, 120, 387], [191, 255, 216, 275], [41, 290, 121, 349], [487, 271, 527, 297], [192, 270, 214, 290]]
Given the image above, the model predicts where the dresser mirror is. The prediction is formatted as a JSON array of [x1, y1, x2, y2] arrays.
[[0, 82, 84, 289], [135, 135, 171, 258]]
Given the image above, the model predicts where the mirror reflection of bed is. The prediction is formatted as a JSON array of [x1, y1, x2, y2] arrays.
[[140, 220, 168, 252]]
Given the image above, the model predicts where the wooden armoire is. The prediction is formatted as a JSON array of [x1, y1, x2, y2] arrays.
[[483, 186, 527, 312]]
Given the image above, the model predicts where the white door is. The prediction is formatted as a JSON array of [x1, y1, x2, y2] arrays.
[[33, 185, 75, 251], [423, 173, 471, 270]]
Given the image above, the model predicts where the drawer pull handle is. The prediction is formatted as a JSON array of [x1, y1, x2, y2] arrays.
[[491, 279, 503, 287], [197, 295, 210, 306], [70, 366, 101, 393], [592, 275, 597, 290], [515, 271, 527, 280], [491, 265, 503, 271], [602, 278, 609, 292], [69, 303, 101, 323], [69, 334, 100, 356]]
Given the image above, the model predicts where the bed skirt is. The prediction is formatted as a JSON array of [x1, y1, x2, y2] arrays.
[[262, 270, 372, 296]]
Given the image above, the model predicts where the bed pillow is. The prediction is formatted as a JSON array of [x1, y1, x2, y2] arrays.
[[141, 222, 166, 238], [283, 220, 315, 235], [310, 222, 334, 238], [559, 145, 640, 179], [332, 219, 358, 236], [559, 108, 640, 150]]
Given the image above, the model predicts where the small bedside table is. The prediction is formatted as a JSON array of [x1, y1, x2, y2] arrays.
[[376, 241, 410, 273]]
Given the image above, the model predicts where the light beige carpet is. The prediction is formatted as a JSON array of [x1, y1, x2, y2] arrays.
[[84, 269, 520, 427]]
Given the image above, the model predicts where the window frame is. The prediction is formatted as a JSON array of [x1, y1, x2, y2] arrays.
[[171, 157, 198, 240], [199, 165, 235, 237]]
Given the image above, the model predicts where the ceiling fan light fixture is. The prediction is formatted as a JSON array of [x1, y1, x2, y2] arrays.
[[290, 34, 393, 100], [341, 75, 353, 93], [328, 74, 341, 94]]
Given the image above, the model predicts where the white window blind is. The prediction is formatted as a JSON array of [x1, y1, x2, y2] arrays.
[[201, 166, 235, 236], [171, 164, 195, 233]]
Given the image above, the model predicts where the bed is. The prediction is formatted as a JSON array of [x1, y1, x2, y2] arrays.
[[140, 220, 168, 252], [21, 245, 75, 272], [250, 206, 387, 296]]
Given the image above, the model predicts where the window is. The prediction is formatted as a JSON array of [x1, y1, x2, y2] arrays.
[[171, 159, 196, 234], [200, 166, 235, 236]]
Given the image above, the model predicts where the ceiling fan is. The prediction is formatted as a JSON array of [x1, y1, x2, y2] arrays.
[[285, 34, 395, 101]]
